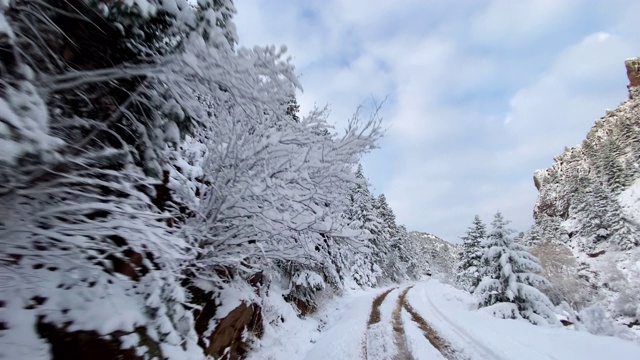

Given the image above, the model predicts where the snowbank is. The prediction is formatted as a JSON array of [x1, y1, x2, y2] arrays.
[[407, 281, 640, 360]]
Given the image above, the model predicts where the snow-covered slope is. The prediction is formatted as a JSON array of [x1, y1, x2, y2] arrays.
[[408, 231, 459, 281], [620, 178, 640, 225]]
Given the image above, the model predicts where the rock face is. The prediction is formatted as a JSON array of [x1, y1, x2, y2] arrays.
[[626, 58, 640, 89], [527, 59, 640, 330], [533, 58, 640, 222], [189, 277, 266, 360], [205, 302, 263, 359]]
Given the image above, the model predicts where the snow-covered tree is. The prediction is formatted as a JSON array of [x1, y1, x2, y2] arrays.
[[608, 203, 640, 251], [397, 224, 425, 279], [519, 225, 542, 247], [0, 1, 238, 358], [375, 194, 413, 281], [177, 66, 384, 289], [343, 165, 385, 286], [376, 194, 398, 236], [0, 0, 436, 357], [599, 139, 632, 193], [567, 182, 614, 251], [475, 212, 559, 326], [456, 215, 486, 292], [567, 178, 639, 251], [0, 1, 389, 358]]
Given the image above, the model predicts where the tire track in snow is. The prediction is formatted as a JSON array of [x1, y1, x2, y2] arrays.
[[400, 287, 458, 360], [368, 288, 396, 326], [422, 290, 561, 360], [421, 289, 508, 360], [364, 287, 396, 359], [391, 287, 413, 360]]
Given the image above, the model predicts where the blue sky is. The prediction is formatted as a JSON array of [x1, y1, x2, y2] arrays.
[[234, 0, 640, 242]]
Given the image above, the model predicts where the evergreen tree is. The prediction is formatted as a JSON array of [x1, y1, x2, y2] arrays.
[[345, 165, 385, 285], [376, 194, 398, 234], [456, 215, 486, 292], [599, 139, 630, 193], [348, 166, 383, 235], [608, 208, 640, 250], [519, 225, 542, 247], [568, 182, 613, 251], [475, 212, 559, 326], [375, 194, 408, 281], [397, 224, 424, 279]]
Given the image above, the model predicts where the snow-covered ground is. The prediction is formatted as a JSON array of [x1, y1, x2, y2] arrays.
[[620, 178, 640, 225], [409, 281, 640, 360], [247, 285, 389, 360], [250, 280, 640, 360]]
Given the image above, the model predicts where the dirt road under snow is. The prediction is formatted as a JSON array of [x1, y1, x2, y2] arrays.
[[363, 285, 462, 360]]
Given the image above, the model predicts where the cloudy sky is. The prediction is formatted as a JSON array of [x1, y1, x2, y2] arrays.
[[234, 0, 640, 242]]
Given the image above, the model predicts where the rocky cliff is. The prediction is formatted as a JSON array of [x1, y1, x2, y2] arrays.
[[527, 58, 640, 334]]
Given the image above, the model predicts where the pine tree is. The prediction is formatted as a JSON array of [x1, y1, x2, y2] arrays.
[[568, 182, 613, 251], [348, 166, 383, 235], [397, 224, 424, 279], [375, 194, 408, 281], [599, 139, 630, 194], [520, 225, 542, 247], [376, 194, 398, 234], [475, 212, 559, 326], [456, 215, 486, 292], [608, 206, 640, 250], [345, 165, 385, 285]]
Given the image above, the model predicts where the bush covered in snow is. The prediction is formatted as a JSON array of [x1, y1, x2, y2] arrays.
[[579, 306, 633, 339]]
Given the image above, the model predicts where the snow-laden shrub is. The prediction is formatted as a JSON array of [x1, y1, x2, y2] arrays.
[[480, 302, 522, 320], [283, 269, 330, 315], [0, 79, 62, 163], [555, 302, 584, 330], [611, 248, 640, 321], [293, 270, 326, 292], [529, 240, 592, 308], [612, 287, 640, 319], [579, 306, 632, 339]]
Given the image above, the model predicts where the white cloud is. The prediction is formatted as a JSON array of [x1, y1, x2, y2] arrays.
[[471, 0, 579, 47], [504, 31, 638, 164], [234, 0, 640, 242]]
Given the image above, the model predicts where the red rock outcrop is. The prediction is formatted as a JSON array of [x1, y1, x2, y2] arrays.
[[626, 58, 640, 88]]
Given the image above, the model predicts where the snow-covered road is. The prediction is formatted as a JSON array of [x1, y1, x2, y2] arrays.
[[305, 285, 448, 360], [249, 280, 640, 360]]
